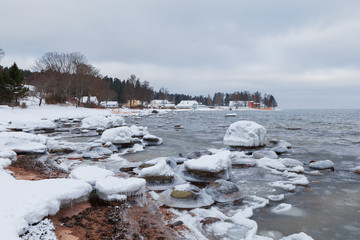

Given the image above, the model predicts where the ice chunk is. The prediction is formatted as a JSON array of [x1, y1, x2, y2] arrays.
[[142, 134, 163, 146], [0, 158, 11, 169], [257, 158, 287, 171], [100, 126, 133, 145], [280, 232, 314, 240], [69, 166, 115, 185], [184, 150, 232, 182], [129, 125, 149, 137], [281, 158, 303, 167], [205, 180, 242, 202], [160, 183, 214, 209], [271, 203, 292, 213], [309, 160, 334, 170], [223, 121, 266, 147], [0, 132, 48, 154], [230, 151, 256, 167], [138, 159, 174, 178], [0, 150, 17, 160], [95, 176, 146, 200], [7, 120, 56, 132]]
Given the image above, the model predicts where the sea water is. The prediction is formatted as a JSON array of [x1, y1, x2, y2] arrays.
[[124, 109, 360, 240]]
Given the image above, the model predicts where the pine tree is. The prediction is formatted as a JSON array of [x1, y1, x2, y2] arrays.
[[5, 63, 28, 104]]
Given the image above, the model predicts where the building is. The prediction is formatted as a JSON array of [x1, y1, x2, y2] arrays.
[[81, 96, 98, 105], [176, 100, 198, 109], [124, 99, 142, 108], [150, 99, 175, 109], [100, 101, 119, 108], [229, 101, 247, 109]]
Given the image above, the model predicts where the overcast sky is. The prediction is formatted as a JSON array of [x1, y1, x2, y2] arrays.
[[1, 0, 360, 109]]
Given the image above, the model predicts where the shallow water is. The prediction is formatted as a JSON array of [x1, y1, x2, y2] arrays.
[[124, 109, 360, 239]]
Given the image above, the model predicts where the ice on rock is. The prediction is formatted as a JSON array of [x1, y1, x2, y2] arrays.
[[7, 120, 56, 132], [281, 158, 304, 167], [82, 147, 113, 159], [205, 180, 242, 202], [253, 150, 278, 159], [269, 181, 296, 192], [142, 134, 163, 146], [100, 126, 133, 145], [280, 232, 314, 240], [309, 160, 334, 170], [184, 150, 232, 182], [95, 176, 146, 201], [81, 115, 125, 130], [161, 183, 214, 209], [0, 132, 48, 154], [223, 121, 266, 148], [230, 151, 256, 167], [69, 166, 115, 185], [47, 140, 75, 154], [267, 194, 285, 202], [0, 158, 11, 169], [256, 157, 287, 171], [129, 125, 149, 137]]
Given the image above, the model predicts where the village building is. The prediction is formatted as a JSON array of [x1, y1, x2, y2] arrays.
[[229, 101, 248, 109], [150, 99, 175, 109], [81, 96, 98, 105], [100, 101, 119, 108]]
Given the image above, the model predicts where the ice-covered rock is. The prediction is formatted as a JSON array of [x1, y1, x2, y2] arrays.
[[0, 132, 48, 154], [100, 126, 133, 146], [95, 177, 146, 201], [281, 158, 304, 167], [142, 134, 163, 146], [7, 120, 56, 132], [82, 147, 113, 159], [280, 232, 314, 240], [267, 194, 285, 202], [309, 160, 334, 170], [81, 115, 125, 130], [138, 159, 176, 189], [47, 140, 75, 154], [230, 151, 256, 167], [223, 121, 266, 148], [186, 150, 212, 159], [129, 125, 149, 138], [269, 140, 292, 154], [354, 166, 360, 174], [184, 150, 232, 182], [205, 180, 242, 202], [271, 203, 292, 213], [253, 150, 278, 159], [161, 183, 214, 208], [69, 166, 115, 185]]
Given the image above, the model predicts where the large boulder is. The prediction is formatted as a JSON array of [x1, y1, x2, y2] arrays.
[[205, 180, 242, 202], [100, 126, 133, 146], [81, 116, 125, 130], [223, 121, 266, 148]]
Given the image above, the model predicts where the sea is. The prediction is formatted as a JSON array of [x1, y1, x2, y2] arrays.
[[121, 109, 360, 240]]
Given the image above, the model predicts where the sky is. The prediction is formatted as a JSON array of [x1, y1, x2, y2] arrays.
[[1, 0, 360, 109]]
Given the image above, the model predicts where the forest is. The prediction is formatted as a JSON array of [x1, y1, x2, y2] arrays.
[[0, 50, 278, 108]]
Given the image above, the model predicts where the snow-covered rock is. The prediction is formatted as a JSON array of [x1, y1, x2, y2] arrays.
[[129, 125, 149, 138], [223, 121, 266, 148], [184, 150, 232, 182], [0, 158, 11, 169], [267, 194, 285, 202], [6, 120, 56, 132], [280, 232, 314, 240], [0, 150, 17, 160], [230, 151, 256, 167], [69, 166, 115, 185], [100, 126, 133, 145], [0, 132, 48, 154], [309, 160, 334, 170], [81, 115, 125, 130], [95, 177, 146, 201]]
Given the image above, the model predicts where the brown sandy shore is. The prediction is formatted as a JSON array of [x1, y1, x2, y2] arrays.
[[7, 155, 191, 240]]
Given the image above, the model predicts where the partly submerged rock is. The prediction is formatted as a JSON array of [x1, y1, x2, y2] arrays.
[[252, 150, 278, 159], [268, 140, 292, 154], [205, 180, 242, 202], [161, 183, 214, 209], [138, 159, 176, 190], [230, 151, 256, 167], [129, 125, 149, 138], [186, 150, 212, 159], [183, 151, 232, 182], [223, 121, 266, 148], [309, 160, 335, 170], [69, 166, 115, 185], [142, 134, 163, 146], [0, 132, 48, 154], [81, 115, 125, 130]]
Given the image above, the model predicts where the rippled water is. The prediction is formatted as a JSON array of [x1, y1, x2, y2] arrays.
[[124, 109, 360, 240]]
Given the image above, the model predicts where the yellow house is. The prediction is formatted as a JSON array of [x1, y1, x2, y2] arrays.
[[124, 99, 142, 108]]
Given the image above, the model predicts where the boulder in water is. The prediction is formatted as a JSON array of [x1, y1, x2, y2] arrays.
[[205, 180, 242, 202], [223, 121, 266, 148]]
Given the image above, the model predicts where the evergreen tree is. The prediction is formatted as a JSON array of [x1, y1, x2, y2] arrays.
[[6, 63, 28, 104]]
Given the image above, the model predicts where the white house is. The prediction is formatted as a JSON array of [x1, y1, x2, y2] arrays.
[[81, 96, 99, 105], [176, 100, 198, 109], [100, 101, 119, 108], [229, 101, 247, 109], [150, 99, 175, 109]]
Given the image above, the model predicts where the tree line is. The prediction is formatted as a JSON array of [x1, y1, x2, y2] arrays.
[[0, 49, 277, 108]]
